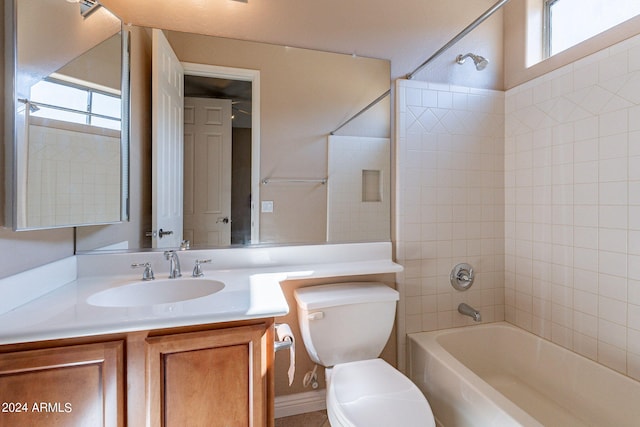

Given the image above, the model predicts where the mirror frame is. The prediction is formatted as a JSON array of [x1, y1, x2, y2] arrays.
[[4, 0, 16, 227], [3, 0, 130, 230]]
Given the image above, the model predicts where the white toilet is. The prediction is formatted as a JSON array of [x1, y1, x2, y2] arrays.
[[294, 282, 435, 427]]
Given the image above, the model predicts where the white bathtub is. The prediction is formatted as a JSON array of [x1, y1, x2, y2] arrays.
[[408, 322, 640, 427]]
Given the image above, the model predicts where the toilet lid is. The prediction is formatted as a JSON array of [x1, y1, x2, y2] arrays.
[[327, 358, 435, 427]]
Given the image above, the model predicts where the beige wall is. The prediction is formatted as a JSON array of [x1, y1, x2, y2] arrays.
[[101, 0, 505, 90], [57, 34, 122, 91], [76, 26, 152, 252], [17, 0, 120, 99], [1, 1, 75, 279]]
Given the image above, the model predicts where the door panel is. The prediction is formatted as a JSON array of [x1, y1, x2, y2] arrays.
[[183, 97, 232, 246], [152, 29, 184, 248]]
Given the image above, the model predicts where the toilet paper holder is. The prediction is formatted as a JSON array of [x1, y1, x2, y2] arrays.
[[275, 323, 296, 386], [275, 339, 293, 352], [275, 323, 294, 352]]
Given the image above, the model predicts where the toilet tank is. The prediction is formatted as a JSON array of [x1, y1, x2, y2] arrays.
[[294, 282, 399, 367]]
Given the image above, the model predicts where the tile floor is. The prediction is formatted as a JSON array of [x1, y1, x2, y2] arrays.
[[274, 410, 330, 427]]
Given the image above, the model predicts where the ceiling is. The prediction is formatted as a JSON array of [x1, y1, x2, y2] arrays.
[[101, 0, 506, 90], [184, 75, 252, 129]]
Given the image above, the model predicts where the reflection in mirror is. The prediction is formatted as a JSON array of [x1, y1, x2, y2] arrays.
[[149, 29, 261, 250], [76, 28, 391, 252], [5, 0, 129, 230], [184, 75, 253, 247]]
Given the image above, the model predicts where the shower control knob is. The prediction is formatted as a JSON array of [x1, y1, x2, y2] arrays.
[[450, 263, 475, 291]]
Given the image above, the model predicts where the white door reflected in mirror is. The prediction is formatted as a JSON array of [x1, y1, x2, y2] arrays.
[[151, 29, 184, 249], [183, 97, 232, 246]]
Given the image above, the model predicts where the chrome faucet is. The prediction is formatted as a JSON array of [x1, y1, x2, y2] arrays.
[[192, 259, 212, 277], [164, 250, 182, 279], [458, 303, 481, 322], [131, 262, 155, 281]]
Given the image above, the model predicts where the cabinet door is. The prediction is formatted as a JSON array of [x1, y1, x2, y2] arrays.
[[147, 324, 268, 427], [0, 341, 124, 427]]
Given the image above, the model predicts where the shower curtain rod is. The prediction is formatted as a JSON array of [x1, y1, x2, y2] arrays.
[[330, 0, 511, 135], [330, 89, 391, 135]]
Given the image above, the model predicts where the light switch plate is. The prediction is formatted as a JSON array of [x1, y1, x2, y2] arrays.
[[261, 201, 274, 213]]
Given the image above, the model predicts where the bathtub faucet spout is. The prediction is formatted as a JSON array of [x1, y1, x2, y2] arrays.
[[458, 303, 481, 322]]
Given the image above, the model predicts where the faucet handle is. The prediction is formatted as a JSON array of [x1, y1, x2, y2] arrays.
[[192, 259, 212, 277], [131, 262, 155, 281]]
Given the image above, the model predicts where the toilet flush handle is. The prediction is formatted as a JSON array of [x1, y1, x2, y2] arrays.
[[308, 312, 324, 321]]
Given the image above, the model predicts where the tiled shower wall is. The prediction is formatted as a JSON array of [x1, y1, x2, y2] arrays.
[[327, 136, 391, 242], [505, 34, 640, 379], [395, 79, 505, 369], [27, 125, 121, 227]]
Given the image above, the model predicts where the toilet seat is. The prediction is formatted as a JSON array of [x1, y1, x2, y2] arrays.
[[326, 358, 435, 427]]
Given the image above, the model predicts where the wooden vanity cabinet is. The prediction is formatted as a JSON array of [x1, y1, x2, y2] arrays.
[[0, 319, 274, 427], [145, 322, 273, 427], [0, 340, 125, 427]]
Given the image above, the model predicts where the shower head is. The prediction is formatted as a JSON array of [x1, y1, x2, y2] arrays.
[[456, 53, 489, 71]]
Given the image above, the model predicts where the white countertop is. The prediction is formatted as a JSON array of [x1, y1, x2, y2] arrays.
[[0, 242, 402, 345]]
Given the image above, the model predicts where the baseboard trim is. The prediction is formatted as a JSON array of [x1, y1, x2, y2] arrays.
[[274, 390, 327, 419]]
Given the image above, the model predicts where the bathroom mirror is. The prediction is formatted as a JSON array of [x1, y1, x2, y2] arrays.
[[4, 0, 129, 230], [76, 26, 391, 251], [75, 28, 391, 252]]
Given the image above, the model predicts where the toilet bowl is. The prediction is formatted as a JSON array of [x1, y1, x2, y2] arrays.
[[326, 359, 435, 427], [294, 282, 435, 427]]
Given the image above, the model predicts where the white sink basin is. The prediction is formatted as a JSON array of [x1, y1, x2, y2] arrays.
[[87, 278, 225, 308]]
